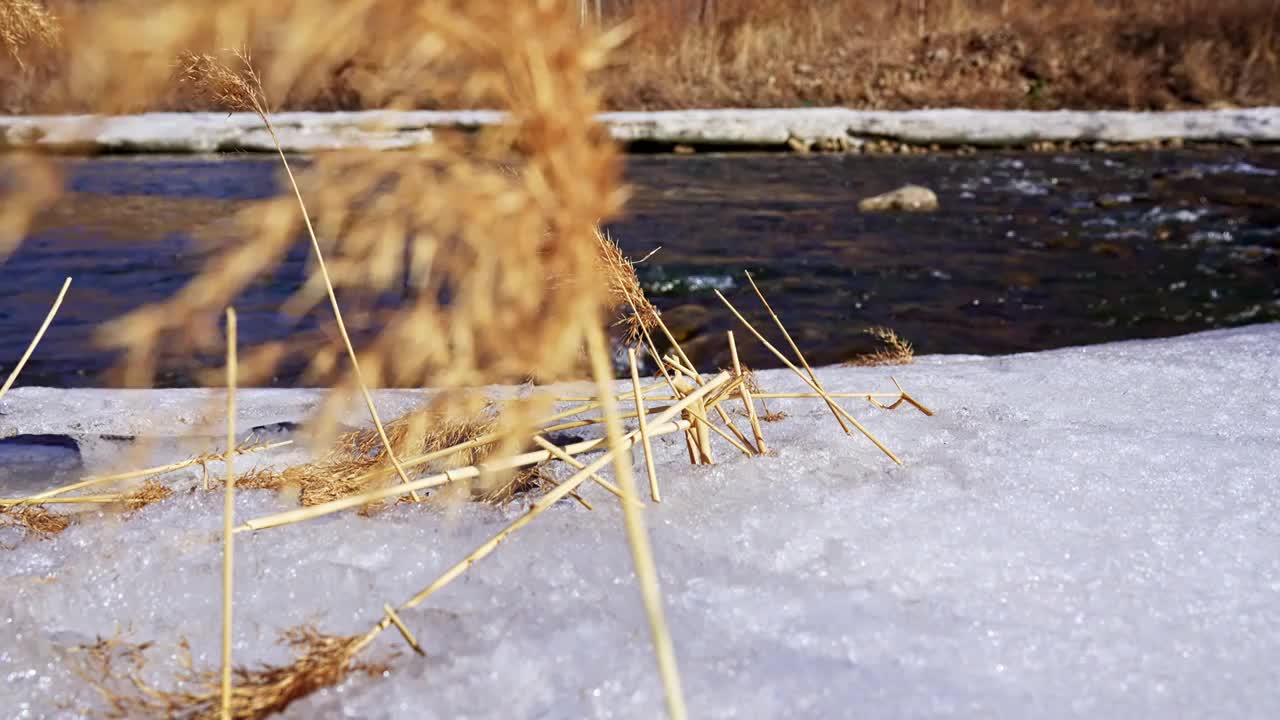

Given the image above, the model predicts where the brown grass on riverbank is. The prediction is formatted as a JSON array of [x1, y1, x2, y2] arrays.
[[2, 0, 1278, 113], [605, 0, 1280, 111]]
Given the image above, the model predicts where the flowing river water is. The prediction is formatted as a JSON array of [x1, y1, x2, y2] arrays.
[[2, 149, 1278, 386]]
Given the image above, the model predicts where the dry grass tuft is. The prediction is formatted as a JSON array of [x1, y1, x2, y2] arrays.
[[845, 327, 915, 367], [69, 627, 388, 720], [596, 228, 659, 345], [736, 364, 785, 422], [121, 479, 174, 511], [1, 504, 71, 538]]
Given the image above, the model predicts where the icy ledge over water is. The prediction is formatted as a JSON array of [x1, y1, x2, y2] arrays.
[[1, 107, 1279, 153], [2, 325, 1279, 719]]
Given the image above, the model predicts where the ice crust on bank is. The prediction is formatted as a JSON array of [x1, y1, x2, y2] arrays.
[[2, 325, 1279, 719], [3, 107, 1280, 153]]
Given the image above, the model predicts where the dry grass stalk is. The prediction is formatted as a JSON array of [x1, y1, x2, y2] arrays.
[[68, 627, 388, 720], [715, 289, 902, 464], [628, 348, 661, 502], [845, 327, 915, 367], [736, 364, 785, 422], [0, 276, 70, 405], [585, 323, 688, 720], [381, 604, 425, 656], [239, 373, 728, 535], [727, 331, 767, 454], [663, 353, 755, 454], [743, 271, 852, 436], [222, 308, 238, 719], [864, 376, 935, 416]]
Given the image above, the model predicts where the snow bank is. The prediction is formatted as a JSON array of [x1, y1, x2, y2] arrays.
[[2, 324, 1279, 718], [2, 107, 1279, 153]]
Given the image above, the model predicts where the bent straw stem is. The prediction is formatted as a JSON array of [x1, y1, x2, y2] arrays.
[[728, 331, 767, 454], [629, 349, 661, 502], [0, 277, 70, 405]]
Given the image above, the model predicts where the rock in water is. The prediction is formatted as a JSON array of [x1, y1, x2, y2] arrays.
[[858, 185, 939, 212]]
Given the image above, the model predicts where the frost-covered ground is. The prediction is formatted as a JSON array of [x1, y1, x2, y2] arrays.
[[2, 325, 1279, 719]]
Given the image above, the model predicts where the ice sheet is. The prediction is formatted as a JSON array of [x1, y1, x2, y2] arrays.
[[2, 325, 1278, 719]]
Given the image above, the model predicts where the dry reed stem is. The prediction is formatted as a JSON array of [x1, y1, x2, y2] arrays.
[[245, 59, 422, 504], [586, 323, 688, 720], [0, 276, 70, 405], [728, 331, 767, 454], [672, 376, 714, 463], [615, 276, 704, 461], [17, 441, 291, 505], [0, 494, 123, 506], [714, 289, 902, 465], [629, 348, 661, 502], [743, 272, 852, 435], [221, 308, 237, 720]]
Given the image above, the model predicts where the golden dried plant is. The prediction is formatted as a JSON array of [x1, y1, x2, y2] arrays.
[[85, 0, 628, 408], [0, 0, 58, 69], [0, 503, 70, 538], [845, 326, 915, 367]]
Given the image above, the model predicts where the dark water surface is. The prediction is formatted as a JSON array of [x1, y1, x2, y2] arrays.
[[2, 150, 1278, 386]]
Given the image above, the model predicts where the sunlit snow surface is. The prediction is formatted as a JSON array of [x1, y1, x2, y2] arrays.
[[2, 325, 1279, 719]]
